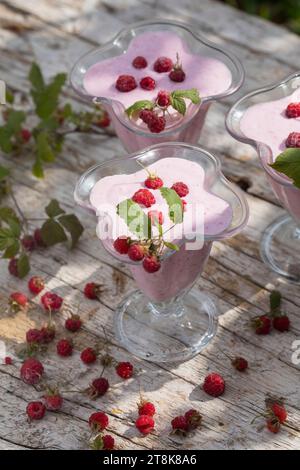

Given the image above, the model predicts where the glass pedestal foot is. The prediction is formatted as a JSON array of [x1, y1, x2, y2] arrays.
[[261, 214, 300, 282], [114, 289, 218, 363]]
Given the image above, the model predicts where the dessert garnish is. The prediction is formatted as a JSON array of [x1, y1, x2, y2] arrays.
[[115, 75, 137, 92], [169, 53, 186, 83], [285, 102, 300, 118], [132, 56, 148, 69], [270, 147, 300, 188], [285, 131, 300, 148], [139, 76, 156, 91], [153, 56, 173, 73]]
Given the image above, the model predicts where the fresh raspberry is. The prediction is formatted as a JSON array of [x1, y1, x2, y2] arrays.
[[285, 102, 300, 118], [139, 109, 155, 124], [34, 228, 46, 247], [169, 68, 186, 82], [171, 415, 189, 433], [26, 328, 42, 344], [132, 188, 156, 207], [148, 115, 166, 133], [251, 315, 271, 335], [97, 112, 110, 128], [148, 210, 164, 225], [40, 325, 56, 344], [4, 357, 13, 365], [115, 75, 137, 92], [171, 182, 189, 197], [286, 132, 300, 148], [273, 315, 290, 332], [102, 435, 115, 450], [153, 57, 173, 73], [143, 255, 161, 273], [266, 418, 280, 434], [81, 347, 97, 364], [21, 129, 32, 143], [84, 282, 103, 300], [20, 358, 44, 385], [135, 415, 155, 435], [138, 401, 156, 417], [8, 258, 19, 277], [26, 401, 46, 421], [41, 292, 63, 311], [88, 377, 109, 398], [43, 392, 63, 411], [28, 276, 45, 295], [203, 372, 225, 397], [65, 314, 82, 332], [89, 411, 109, 431], [10, 292, 29, 309], [113, 237, 130, 255], [145, 176, 163, 189], [56, 339, 73, 357], [185, 409, 202, 430], [21, 235, 35, 251], [132, 56, 147, 69], [115, 361, 133, 379], [140, 76, 156, 90], [128, 244, 145, 261], [156, 90, 171, 107], [232, 356, 248, 372], [270, 403, 287, 424]]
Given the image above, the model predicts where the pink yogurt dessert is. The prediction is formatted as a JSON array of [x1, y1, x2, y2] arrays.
[[240, 86, 300, 222], [89, 157, 232, 302], [83, 30, 232, 151]]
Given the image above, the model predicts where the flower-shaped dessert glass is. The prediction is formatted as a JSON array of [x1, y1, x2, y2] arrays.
[[70, 20, 244, 153], [74, 142, 248, 363], [226, 72, 300, 282]]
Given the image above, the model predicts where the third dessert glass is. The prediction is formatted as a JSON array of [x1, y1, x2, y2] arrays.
[[75, 142, 248, 363], [226, 72, 300, 282], [70, 20, 244, 152]]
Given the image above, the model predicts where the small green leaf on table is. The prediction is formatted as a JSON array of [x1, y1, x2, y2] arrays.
[[17, 253, 30, 278], [58, 214, 84, 248], [41, 218, 68, 246], [45, 199, 65, 218]]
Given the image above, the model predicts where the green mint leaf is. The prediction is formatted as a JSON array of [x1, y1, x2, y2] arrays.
[[41, 218, 68, 246], [29, 63, 45, 91], [171, 88, 200, 104], [17, 253, 30, 278], [163, 241, 179, 251], [32, 158, 44, 178], [31, 72, 66, 119], [45, 199, 65, 218], [270, 290, 281, 313], [3, 240, 20, 259], [0, 128, 13, 153], [160, 187, 183, 224], [6, 110, 26, 135], [125, 100, 154, 118], [7, 218, 21, 238], [58, 214, 84, 248], [0, 228, 15, 250], [270, 148, 300, 188], [5, 89, 14, 104], [0, 207, 19, 224], [117, 199, 152, 239], [0, 165, 10, 181], [36, 132, 55, 162], [170, 95, 186, 115]]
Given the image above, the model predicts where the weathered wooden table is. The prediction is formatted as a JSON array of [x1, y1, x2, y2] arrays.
[[1, 0, 300, 451]]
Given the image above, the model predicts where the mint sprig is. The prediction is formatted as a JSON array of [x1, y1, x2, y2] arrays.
[[117, 199, 152, 239], [269, 148, 300, 188], [170, 89, 200, 115], [125, 100, 154, 118]]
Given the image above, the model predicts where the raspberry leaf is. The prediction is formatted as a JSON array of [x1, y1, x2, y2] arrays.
[[36, 132, 56, 163], [125, 100, 154, 118], [160, 187, 183, 224], [29, 63, 45, 91], [17, 253, 30, 278], [270, 149, 300, 188], [41, 218, 68, 246], [0, 166, 10, 180], [58, 214, 84, 248], [170, 95, 186, 115], [270, 290, 281, 314], [171, 88, 200, 104], [117, 199, 152, 239], [163, 241, 179, 251], [45, 199, 65, 218]]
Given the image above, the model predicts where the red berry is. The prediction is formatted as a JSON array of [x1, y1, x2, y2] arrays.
[[115, 75, 137, 92], [286, 132, 300, 148], [140, 76, 156, 91], [273, 315, 290, 332], [81, 347, 97, 364], [84, 282, 102, 300], [10, 292, 29, 308], [145, 176, 163, 189], [21, 129, 31, 143], [267, 418, 280, 434], [41, 292, 63, 311], [148, 210, 164, 225], [40, 325, 56, 344], [153, 57, 173, 73], [132, 188, 156, 207], [26, 401, 46, 421], [148, 115, 166, 133], [8, 258, 19, 277], [28, 276, 45, 295], [139, 109, 155, 124], [89, 411, 109, 431], [113, 237, 130, 255], [203, 372, 225, 397], [4, 356, 13, 365], [232, 356, 248, 372], [34, 228, 46, 247], [97, 112, 110, 128], [102, 435, 115, 450], [138, 401, 156, 417], [132, 56, 147, 69], [143, 255, 161, 273], [20, 358, 44, 385], [271, 403, 287, 424], [116, 361, 133, 379], [169, 68, 186, 82], [252, 315, 271, 335], [65, 314, 82, 332], [128, 244, 145, 262], [26, 328, 42, 344], [185, 409, 202, 430], [285, 102, 300, 118], [56, 339, 73, 357], [171, 415, 189, 433], [156, 90, 170, 107], [171, 182, 189, 197], [88, 377, 109, 398], [135, 415, 155, 435], [21, 235, 35, 251], [44, 393, 63, 411]]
